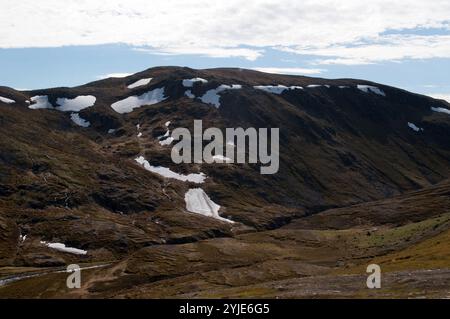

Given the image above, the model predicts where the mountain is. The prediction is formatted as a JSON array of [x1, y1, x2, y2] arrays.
[[0, 66, 449, 298]]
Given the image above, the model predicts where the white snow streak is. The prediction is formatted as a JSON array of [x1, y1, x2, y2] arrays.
[[212, 155, 232, 163], [254, 85, 303, 94], [184, 188, 233, 223], [407, 122, 423, 132], [70, 113, 91, 127], [56, 95, 96, 112], [0, 96, 15, 104], [41, 241, 87, 255], [185, 90, 195, 99], [111, 88, 167, 114], [182, 78, 208, 87], [135, 156, 206, 184], [199, 84, 242, 108], [357, 85, 386, 96], [128, 78, 152, 89], [431, 106, 450, 115], [29, 95, 53, 109]]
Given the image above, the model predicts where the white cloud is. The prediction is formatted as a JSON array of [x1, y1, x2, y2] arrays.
[[96, 73, 132, 79], [0, 0, 450, 63], [292, 35, 450, 65], [251, 67, 325, 75], [135, 46, 263, 61]]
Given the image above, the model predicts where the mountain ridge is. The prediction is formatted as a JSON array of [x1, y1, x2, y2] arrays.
[[0, 66, 449, 298]]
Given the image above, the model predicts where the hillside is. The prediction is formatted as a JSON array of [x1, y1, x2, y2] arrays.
[[0, 66, 449, 298]]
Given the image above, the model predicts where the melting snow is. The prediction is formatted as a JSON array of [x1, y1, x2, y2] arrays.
[[200, 84, 242, 108], [111, 88, 167, 114], [431, 106, 450, 115], [307, 84, 330, 88], [254, 85, 287, 94], [185, 90, 195, 99], [158, 121, 174, 145], [41, 241, 87, 255], [408, 122, 423, 132], [127, 78, 152, 89], [29, 95, 53, 109], [159, 137, 174, 146], [19, 234, 27, 243], [56, 96, 96, 112], [182, 78, 208, 87], [29, 95, 96, 111], [212, 155, 232, 163], [108, 129, 116, 134], [184, 188, 233, 223], [0, 96, 15, 104], [254, 85, 303, 95], [135, 156, 206, 183], [70, 113, 91, 128], [357, 85, 386, 96], [137, 132, 143, 138]]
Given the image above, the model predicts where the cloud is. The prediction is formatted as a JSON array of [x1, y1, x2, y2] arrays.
[[96, 73, 132, 79], [0, 0, 449, 63], [251, 67, 325, 75], [290, 35, 450, 65], [135, 47, 263, 61]]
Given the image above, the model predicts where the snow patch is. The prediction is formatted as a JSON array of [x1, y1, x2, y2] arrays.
[[408, 122, 423, 132], [41, 241, 87, 255], [185, 90, 195, 99], [127, 78, 152, 89], [56, 95, 96, 112], [212, 155, 232, 163], [357, 85, 386, 96], [184, 188, 233, 223], [0, 96, 15, 104], [182, 78, 208, 87], [254, 85, 288, 94], [107, 129, 116, 134], [199, 84, 242, 108], [111, 88, 167, 114], [29, 95, 53, 109], [306, 84, 330, 88], [431, 106, 450, 115], [70, 113, 91, 128], [135, 156, 206, 183], [254, 85, 303, 95], [30, 95, 96, 111], [158, 121, 174, 146], [159, 136, 174, 146]]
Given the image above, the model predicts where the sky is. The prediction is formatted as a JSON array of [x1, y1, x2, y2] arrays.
[[0, 0, 449, 102]]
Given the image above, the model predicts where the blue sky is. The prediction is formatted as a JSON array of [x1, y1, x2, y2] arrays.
[[0, 1, 449, 101]]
